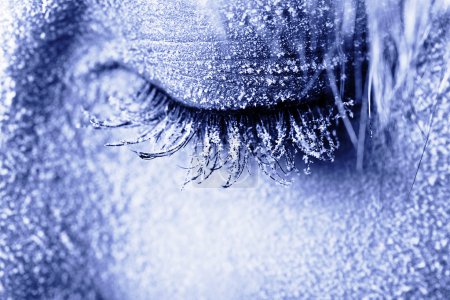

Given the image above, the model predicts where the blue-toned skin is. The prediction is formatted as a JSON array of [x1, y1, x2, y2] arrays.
[[0, 1, 449, 299]]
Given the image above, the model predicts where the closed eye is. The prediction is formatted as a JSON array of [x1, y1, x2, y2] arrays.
[[57, 0, 375, 187], [73, 59, 363, 187]]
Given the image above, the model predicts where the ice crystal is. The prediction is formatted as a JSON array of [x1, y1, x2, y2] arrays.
[[2, 1, 450, 298], [79, 71, 343, 187]]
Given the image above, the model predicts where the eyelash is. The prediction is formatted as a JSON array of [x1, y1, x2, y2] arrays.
[[87, 71, 349, 187]]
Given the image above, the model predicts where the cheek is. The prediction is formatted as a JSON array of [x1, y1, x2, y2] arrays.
[[5, 77, 448, 299], [86, 99, 450, 299], [86, 139, 396, 299]]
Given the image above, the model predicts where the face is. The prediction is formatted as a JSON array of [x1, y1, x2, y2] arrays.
[[1, 1, 449, 299]]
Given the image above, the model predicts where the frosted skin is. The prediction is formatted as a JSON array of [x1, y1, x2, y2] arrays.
[[95, 0, 366, 110], [0, 1, 449, 299]]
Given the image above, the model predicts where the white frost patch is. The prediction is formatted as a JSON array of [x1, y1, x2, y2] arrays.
[[101, 161, 346, 300]]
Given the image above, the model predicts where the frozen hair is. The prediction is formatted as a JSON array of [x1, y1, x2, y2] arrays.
[[365, 0, 449, 127]]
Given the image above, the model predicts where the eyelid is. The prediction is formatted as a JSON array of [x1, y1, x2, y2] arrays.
[[80, 63, 346, 187]]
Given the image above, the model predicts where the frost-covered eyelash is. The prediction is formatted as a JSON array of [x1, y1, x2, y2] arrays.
[[89, 80, 349, 187], [71, 0, 446, 187]]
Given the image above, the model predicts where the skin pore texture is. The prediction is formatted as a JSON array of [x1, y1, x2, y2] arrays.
[[0, 0, 449, 299]]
